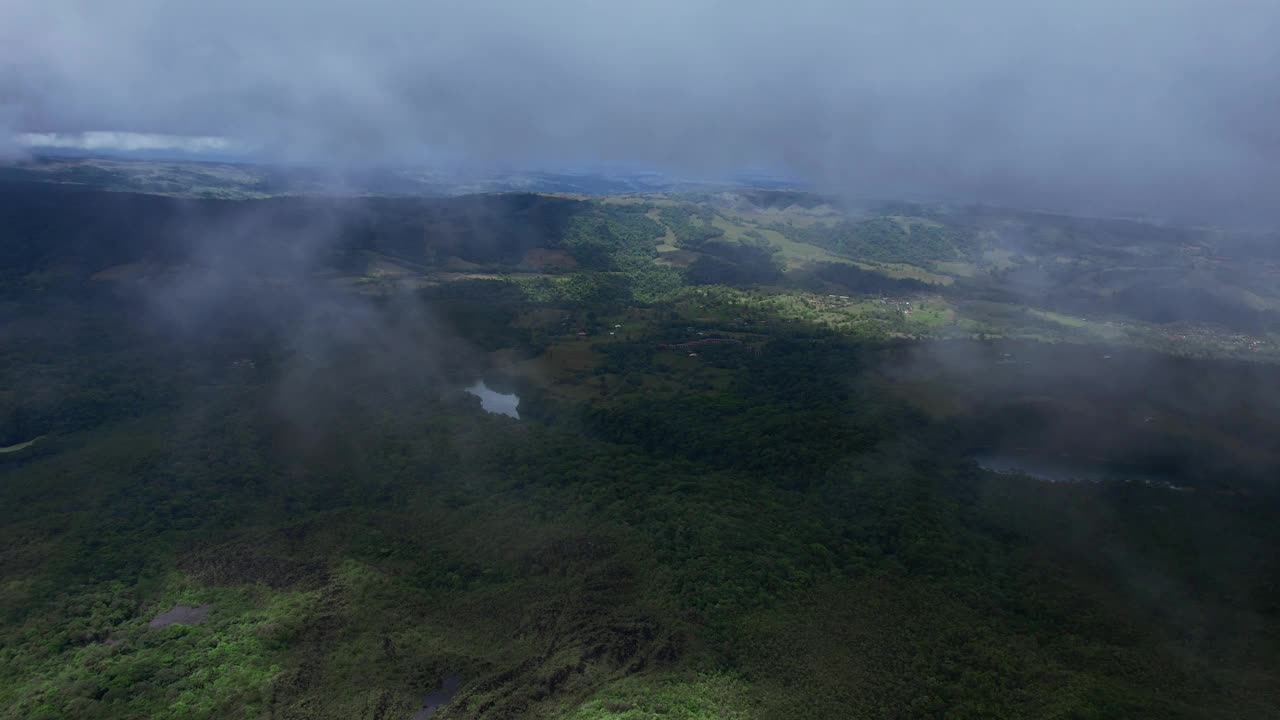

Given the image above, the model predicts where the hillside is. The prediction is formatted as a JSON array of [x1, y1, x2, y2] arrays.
[[0, 185, 1278, 719]]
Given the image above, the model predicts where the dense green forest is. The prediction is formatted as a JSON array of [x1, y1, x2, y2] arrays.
[[1, 185, 1278, 719]]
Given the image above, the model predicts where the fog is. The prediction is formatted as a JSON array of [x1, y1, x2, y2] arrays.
[[2, 1, 1279, 221], [98, 195, 475, 451]]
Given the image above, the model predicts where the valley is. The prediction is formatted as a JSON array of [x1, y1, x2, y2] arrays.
[[1, 178, 1278, 719]]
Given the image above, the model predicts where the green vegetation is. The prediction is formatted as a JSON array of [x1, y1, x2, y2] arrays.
[[780, 217, 979, 268], [565, 674, 756, 719], [7, 578, 308, 719], [658, 207, 725, 249], [1, 184, 1279, 719]]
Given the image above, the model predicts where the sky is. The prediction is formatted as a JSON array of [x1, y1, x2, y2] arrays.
[[2, 0, 1279, 221]]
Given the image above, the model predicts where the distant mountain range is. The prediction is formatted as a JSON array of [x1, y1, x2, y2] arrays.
[[0, 153, 804, 200]]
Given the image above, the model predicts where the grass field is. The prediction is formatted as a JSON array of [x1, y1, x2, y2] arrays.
[[703, 212, 857, 269], [866, 261, 954, 285]]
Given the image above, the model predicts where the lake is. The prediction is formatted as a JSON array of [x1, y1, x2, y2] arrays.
[[976, 453, 1110, 483], [464, 380, 520, 419], [976, 453, 1187, 489]]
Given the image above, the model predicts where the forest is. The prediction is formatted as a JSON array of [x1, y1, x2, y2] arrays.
[[1, 185, 1278, 719]]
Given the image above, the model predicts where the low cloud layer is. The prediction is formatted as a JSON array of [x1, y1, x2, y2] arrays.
[[3, 1, 1278, 221], [16, 131, 241, 154]]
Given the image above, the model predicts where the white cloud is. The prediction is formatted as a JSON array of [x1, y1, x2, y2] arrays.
[[2, 0, 1278, 219], [15, 131, 239, 154]]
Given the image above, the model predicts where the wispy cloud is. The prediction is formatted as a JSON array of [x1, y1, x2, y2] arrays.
[[16, 131, 240, 154]]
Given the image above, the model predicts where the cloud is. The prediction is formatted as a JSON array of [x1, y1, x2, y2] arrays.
[[2, 0, 1279, 221], [16, 131, 241, 154], [0, 103, 24, 160]]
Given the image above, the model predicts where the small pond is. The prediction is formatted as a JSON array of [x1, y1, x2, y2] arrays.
[[464, 380, 520, 419], [411, 674, 462, 720]]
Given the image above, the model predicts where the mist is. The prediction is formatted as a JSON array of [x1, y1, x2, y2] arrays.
[[3, 3, 1279, 705], [3, 0, 1278, 222], [132, 197, 487, 441]]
